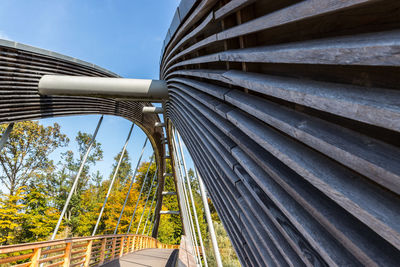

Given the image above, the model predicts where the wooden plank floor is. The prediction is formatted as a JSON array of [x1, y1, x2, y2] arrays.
[[101, 249, 178, 267]]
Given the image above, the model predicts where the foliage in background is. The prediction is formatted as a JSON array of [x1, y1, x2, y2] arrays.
[[0, 121, 240, 267], [186, 170, 240, 266], [0, 187, 26, 244], [204, 221, 241, 267], [0, 121, 68, 196]]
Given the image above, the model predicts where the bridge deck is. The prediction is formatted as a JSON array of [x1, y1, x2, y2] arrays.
[[101, 248, 178, 267]]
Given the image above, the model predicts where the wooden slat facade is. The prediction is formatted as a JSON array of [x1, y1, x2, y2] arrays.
[[161, 0, 400, 266]]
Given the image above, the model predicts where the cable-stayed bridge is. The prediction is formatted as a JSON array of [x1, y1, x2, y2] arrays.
[[1, 0, 400, 266]]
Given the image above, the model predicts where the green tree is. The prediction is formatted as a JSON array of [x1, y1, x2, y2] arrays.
[[205, 221, 241, 267], [183, 168, 240, 266], [53, 131, 103, 237], [110, 150, 132, 189], [156, 161, 182, 244], [0, 121, 68, 196], [75, 150, 132, 236]]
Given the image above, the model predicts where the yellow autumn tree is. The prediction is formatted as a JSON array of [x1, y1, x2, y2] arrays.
[[0, 187, 26, 245]]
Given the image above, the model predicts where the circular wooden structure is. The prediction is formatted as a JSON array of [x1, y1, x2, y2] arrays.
[[161, 0, 400, 266]]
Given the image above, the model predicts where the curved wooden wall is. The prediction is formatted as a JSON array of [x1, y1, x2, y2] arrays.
[[0, 39, 166, 238], [161, 0, 400, 266]]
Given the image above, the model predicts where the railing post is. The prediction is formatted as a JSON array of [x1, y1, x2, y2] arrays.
[[84, 240, 93, 267], [119, 237, 125, 257], [63, 242, 72, 267], [99, 238, 107, 265], [111, 237, 117, 260], [131, 236, 136, 252], [126, 236, 131, 254], [30, 248, 41, 267]]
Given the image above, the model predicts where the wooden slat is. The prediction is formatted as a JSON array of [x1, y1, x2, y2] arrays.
[[163, 34, 217, 72], [175, 90, 400, 253], [163, 0, 219, 62], [214, 0, 256, 20], [70, 259, 85, 267], [70, 254, 86, 262], [165, 29, 400, 73], [12, 262, 31, 267], [163, 12, 214, 66], [71, 248, 86, 255], [170, 110, 318, 265], [0, 253, 33, 264], [169, 68, 400, 133], [39, 253, 65, 264], [72, 243, 89, 249], [218, 30, 400, 66], [170, 79, 400, 194], [46, 261, 64, 267], [167, 89, 400, 264], [217, 0, 378, 40]]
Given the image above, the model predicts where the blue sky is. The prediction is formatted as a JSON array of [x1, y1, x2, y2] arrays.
[[0, 0, 195, 190], [0, 0, 179, 78]]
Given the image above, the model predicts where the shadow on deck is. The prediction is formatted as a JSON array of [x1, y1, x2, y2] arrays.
[[101, 248, 178, 267]]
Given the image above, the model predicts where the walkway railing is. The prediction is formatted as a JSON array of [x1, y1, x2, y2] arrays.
[[0, 234, 179, 267]]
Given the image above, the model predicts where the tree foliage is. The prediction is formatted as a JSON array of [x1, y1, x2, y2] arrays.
[[0, 121, 68, 196], [0, 187, 26, 245]]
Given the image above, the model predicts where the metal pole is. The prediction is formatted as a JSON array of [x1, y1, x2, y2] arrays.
[[114, 138, 148, 234], [124, 157, 155, 234], [51, 115, 103, 240], [0, 122, 14, 151], [171, 130, 197, 262], [196, 168, 223, 267], [171, 142, 190, 237], [171, 132, 193, 239], [176, 130, 205, 266], [39, 75, 169, 101], [173, 134, 196, 250], [175, 158, 197, 261], [146, 199, 158, 236], [142, 185, 157, 235], [134, 171, 157, 234], [92, 124, 134, 236], [172, 129, 201, 266]]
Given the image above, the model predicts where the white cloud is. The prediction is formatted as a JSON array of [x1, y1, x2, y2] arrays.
[[0, 30, 12, 41]]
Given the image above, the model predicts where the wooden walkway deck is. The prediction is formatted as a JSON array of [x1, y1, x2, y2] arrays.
[[101, 248, 178, 267]]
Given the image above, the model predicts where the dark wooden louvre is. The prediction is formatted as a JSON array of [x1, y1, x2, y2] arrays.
[[161, 0, 400, 266]]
